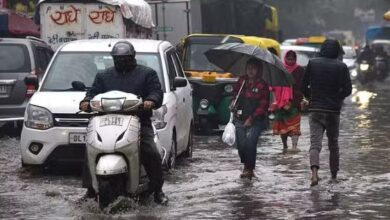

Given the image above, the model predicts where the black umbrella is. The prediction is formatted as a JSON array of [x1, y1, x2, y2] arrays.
[[205, 43, 294, 86]]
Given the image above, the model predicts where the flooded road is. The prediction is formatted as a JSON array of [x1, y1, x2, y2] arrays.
[[1, 82, 390, 219]]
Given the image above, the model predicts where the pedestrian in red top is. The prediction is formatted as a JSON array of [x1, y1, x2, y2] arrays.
[[272, 50, 305, 150], [232, 58, 270, 180]]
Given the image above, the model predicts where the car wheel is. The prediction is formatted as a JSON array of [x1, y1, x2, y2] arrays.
[[184, 123, 193, 158], [168, 131, 177, 170]]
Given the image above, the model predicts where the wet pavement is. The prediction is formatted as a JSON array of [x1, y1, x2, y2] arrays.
[[1, 82, 390, 219]]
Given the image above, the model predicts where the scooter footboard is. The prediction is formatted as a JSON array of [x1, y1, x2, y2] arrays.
[[96, 155, 127, 175]]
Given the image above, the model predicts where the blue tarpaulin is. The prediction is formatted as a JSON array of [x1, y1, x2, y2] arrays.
[[366, 26, 390, 42]]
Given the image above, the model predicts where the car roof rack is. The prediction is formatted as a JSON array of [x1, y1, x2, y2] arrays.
[[25, 36, 46, 44]]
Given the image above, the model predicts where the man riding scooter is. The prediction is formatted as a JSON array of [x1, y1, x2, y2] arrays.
[[79, 41, 168, 205], [356, 44, 375, 84]]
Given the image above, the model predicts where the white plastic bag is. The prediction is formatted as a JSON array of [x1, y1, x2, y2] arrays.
[[222, 113, 236, 146]]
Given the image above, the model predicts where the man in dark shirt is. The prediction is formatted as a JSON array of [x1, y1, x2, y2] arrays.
[[301, 39, 352, 186]]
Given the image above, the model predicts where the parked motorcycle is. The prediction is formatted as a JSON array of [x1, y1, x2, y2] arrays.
[[84, 90, 166, 208]]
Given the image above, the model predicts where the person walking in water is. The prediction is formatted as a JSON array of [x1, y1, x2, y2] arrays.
[[301, 39, 352, 186], [272, 50, 305, 150], [232, 58, 269, 180]]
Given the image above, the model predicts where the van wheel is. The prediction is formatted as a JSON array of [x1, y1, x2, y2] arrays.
[[168, 131, 177, 170], [184, 124, 193, 158]]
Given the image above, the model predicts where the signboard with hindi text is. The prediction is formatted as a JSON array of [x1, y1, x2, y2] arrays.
[[40, 3, 124, 49]]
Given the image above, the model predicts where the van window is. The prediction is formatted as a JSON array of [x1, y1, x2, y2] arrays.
[[41, 52, 165, 91], [0, 44, 31, 73]]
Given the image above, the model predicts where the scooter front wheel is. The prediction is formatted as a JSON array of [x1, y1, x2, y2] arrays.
[[97, 174, 127, 209]]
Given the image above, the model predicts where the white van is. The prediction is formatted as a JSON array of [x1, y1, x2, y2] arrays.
[[20, 39, 194, 169]]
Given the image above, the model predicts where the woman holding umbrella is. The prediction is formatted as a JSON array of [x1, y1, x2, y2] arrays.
[[232, 58, 270, 180], [272, 50, 305, 150], [205, 43, 294, 179]]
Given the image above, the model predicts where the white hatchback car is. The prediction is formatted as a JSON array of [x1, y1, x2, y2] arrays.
[[20, 39, 194, 169]]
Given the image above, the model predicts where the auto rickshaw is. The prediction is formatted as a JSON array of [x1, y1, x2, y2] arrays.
[[181, 34, 280, 133]]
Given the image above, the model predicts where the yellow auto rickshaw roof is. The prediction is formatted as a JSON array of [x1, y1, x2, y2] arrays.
[[182, 34, 281, 56]]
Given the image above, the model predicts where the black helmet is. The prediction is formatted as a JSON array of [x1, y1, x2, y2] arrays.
[[111, 41, 136, 57]]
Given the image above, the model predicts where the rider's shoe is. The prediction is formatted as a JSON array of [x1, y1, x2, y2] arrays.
[[154, 191, 169, 205]]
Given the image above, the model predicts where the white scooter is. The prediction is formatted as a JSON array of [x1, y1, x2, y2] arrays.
[[85, 90, 166, 208]]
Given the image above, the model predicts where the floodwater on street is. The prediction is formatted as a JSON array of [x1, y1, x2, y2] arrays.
[[1, 82, 390, 219]]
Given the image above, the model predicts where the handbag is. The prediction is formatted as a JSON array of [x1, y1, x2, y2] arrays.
[[222, 80, 246, 146], [222, 112, 236, 146]]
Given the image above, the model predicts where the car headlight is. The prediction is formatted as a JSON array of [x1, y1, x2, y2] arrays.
[[152, 105, 168, 129], [224, 84, 234, 93], [360, 64, 369, 71], [200, 99, 209, 109], [25, 104, 53, 130]]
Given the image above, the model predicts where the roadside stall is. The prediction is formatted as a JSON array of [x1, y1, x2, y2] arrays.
[[0, 8, 40, 37]]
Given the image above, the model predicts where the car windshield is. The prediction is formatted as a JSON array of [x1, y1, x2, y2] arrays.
[[41, 52, 165, 92], [343, 47, 356, 59], [281, 49, 318, 67], [183, 43, 224, 72], [0, 44, 31, 73]]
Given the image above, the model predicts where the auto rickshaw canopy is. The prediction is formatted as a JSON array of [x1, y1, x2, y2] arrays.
[[181, 34, 281, 82]]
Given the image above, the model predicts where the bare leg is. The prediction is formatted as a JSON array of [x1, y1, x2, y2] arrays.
[[281, 134, 288, 149], [311, 166, 319, 187], [292, 135, 299, 149]]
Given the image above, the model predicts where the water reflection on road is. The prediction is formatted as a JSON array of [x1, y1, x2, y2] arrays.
[[1, 82, 390, 219]]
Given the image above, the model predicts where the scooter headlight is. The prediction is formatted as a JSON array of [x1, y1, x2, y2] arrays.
[[200, 99, 209, 109], [25, 105, 53, 130], [360, 64, 369, 71], [224, 84, 234, 93], [101, 98, 125, 112], [351, 68, 358, 77]]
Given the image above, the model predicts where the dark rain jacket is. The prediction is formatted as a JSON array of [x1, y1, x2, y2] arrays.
[[83, 65, 163, 122], [301, 39, 352, 113]]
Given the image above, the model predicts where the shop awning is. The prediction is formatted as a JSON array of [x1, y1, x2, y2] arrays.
[[0, 9, 40, 38]]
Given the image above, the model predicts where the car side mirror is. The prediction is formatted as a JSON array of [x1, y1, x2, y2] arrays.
[[72, 81, 87, 91], [24, 75, 39, 89], [174, 77, 188, 88]]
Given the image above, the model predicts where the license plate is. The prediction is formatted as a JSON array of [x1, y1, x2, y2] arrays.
[[69, 133, 87, 144], [99, 115, 124, 127], [0, 85, 7, 94]]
